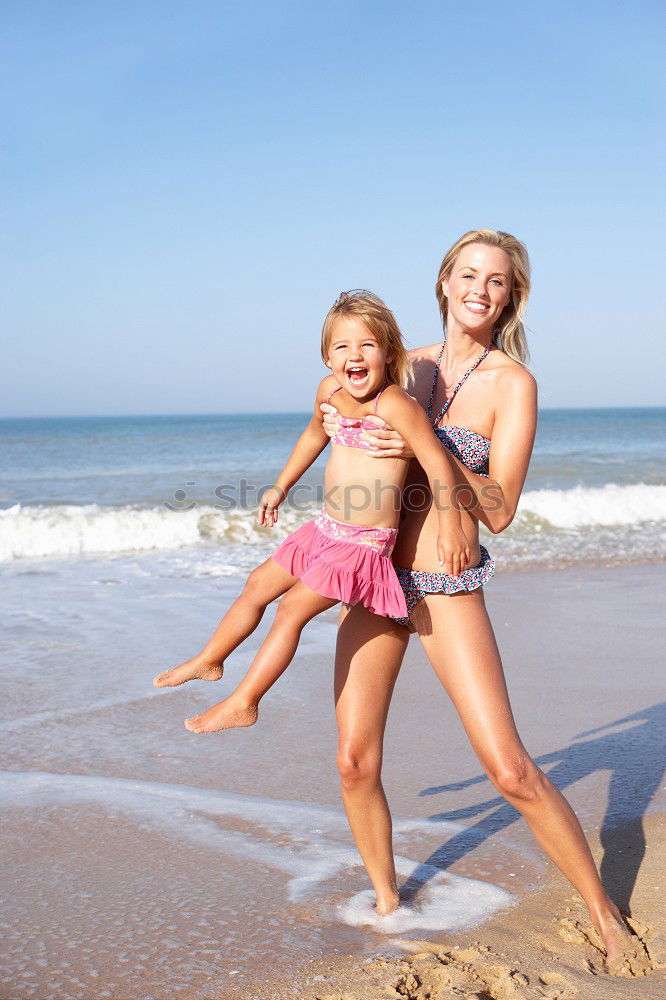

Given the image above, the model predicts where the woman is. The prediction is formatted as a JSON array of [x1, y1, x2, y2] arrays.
[[324, 229, 633, 965]]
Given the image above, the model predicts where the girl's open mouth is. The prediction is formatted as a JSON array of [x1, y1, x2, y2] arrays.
[[346, 367, 369, 386]]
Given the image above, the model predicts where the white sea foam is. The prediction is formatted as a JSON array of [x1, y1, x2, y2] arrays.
[[516, 482, 666, 529], [0, 502, 312, 561], [2, 482, 664, 563], [338, 861, 513, 933], [0, 770, 516, 933]]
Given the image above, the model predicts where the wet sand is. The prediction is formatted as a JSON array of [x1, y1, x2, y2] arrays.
[[243, 814, 665, 1000], [1, 561, 664, 998]]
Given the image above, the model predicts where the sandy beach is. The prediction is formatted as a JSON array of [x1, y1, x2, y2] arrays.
[[242, 815, 665, 999], [1, 561, 664, 998]]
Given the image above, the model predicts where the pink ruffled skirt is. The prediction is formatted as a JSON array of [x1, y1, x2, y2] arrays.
[[272, 510, 408, 619]]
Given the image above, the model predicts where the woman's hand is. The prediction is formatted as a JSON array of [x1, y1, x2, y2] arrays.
[[437, 521, 472, 577], [258, 485, 286, 527], [319, 402, 415, 458], [320, 402, 339, 440], [364, 420, 415, 459]]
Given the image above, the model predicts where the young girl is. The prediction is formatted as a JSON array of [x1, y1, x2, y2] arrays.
[[153, 290, 473, 733]]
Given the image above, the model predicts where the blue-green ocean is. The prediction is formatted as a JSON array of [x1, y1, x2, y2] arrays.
[[1, 408, 664, 572]]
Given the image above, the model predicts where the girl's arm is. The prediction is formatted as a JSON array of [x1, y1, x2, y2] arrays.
[[379, 387, 472, 576], [353, 369, 537, 534], [258, 377, 332, 526]]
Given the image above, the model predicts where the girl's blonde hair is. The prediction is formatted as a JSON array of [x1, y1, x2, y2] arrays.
[[435, 229, 531, 364], [321, 289, 412, 388]]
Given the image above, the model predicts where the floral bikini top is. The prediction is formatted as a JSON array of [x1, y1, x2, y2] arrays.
[[427, 343, 491, 476], [326, 383, 387, 449]]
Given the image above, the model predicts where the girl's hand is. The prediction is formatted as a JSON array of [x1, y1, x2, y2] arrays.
[[437, 522, 472, 577], [258, 485, 286, 528]]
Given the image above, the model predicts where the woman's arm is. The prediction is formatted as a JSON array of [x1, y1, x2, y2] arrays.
[[258, 378, 332, 526], [451, 370, 537, 534]]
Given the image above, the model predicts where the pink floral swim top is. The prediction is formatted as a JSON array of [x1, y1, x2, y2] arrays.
[[326, 383, 387, 450]]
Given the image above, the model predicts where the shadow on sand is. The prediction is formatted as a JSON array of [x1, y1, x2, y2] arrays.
[[401, 703, 666, 912]]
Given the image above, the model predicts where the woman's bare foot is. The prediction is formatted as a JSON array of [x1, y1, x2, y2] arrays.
[[375, 884, 400, 916], [593, 902, 651, 975], [153, 655, 224, 688], [184, 695, 258, 733]]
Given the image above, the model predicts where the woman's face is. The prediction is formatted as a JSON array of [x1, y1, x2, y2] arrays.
[[442, 243, 512, 333]]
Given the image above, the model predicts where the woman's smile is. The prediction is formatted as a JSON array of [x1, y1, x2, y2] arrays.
[[463, 299, 491, 316], [443, 243, 512, 332]]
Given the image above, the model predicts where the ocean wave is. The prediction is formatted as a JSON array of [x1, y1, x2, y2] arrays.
[[1, 482, 665, 562], [516, 483, 666, 529], [0, 502, 314, 561]]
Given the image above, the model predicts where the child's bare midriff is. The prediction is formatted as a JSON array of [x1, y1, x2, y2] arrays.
[[324, 443, 409, 528]]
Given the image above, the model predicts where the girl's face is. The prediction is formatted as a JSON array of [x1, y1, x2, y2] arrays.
[[441, 243, 512, 334], [326, 316, 391, 401]]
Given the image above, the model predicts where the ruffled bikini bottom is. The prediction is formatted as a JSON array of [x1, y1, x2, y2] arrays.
[[390, 545, 495, 628]]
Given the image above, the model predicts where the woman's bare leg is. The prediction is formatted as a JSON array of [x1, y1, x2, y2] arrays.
[[154, 558, 298, 687], [185, 582, 338, 733], [335, 604, 408, 914], [413, 589, 634, 965]]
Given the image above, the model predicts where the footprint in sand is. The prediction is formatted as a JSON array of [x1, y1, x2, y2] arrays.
[[538, 970, 578, 998], [391, 947, 534, 1000], [557, 917, 593, 948]]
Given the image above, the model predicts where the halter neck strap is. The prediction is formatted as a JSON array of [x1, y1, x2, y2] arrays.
[[427, 342, 490, 426], [373, 382, 387, 413], [326, 381, 387, 412]]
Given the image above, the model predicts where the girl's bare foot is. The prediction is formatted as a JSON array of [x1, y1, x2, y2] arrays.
[[153, 655, 224, 688], [184, 695, 258, 733]]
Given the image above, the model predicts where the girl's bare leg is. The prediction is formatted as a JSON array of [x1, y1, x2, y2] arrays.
[[153, 558, 298, 687], [413, 589, 635, 965], [335, 604, 408, 914], [185, 582, 338, 733]]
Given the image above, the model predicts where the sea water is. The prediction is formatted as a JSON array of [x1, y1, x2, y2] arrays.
[[2, 408, 665, 570]]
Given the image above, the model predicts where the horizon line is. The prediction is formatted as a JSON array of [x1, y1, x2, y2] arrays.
[[1, 404, 665, 422]]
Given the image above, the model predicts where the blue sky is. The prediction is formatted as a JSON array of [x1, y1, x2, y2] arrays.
[[2, 0, 665, 416]]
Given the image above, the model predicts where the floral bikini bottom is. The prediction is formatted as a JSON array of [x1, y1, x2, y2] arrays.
[[390, 545, 495, 628]]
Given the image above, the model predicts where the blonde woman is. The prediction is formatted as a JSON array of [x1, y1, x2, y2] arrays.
[[324, 230, 634, 967]]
